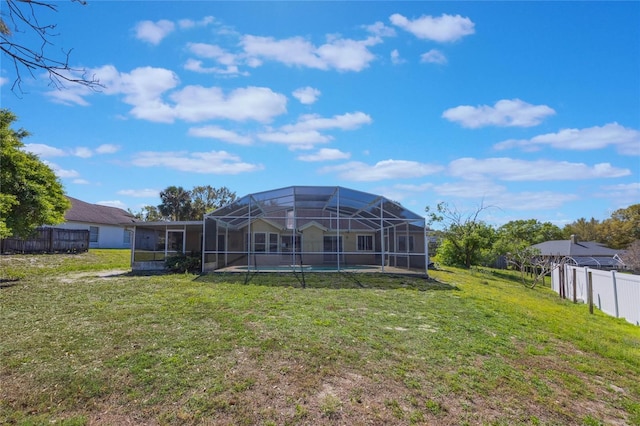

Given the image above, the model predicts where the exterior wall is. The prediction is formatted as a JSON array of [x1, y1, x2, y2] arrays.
[[56, 222, 131, 249], [302, 227, 324, 252]]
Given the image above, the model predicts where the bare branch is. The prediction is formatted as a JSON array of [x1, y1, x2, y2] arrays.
[[1, 0, 102, 93]]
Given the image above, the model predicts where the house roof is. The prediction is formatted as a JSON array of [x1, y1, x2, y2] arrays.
[[65, 197, 137, 226], [531, 239, 620, 257], [205, 186, 426, 231]]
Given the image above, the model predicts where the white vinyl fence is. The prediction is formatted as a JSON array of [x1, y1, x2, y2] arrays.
[[551, 264, 640, 326]]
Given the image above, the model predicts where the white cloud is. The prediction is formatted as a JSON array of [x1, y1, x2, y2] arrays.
[[595, 182, 640, 206], [257, 111, 372, 150], [45, 87, 91, 106], [134, 20, 175, 45], [442, 99, 556, 128], [73, 147, 93, 158], [257, 130, 332, 150], [187, 43, 238, 65], [22, 143, 119, 158], [390, 49, 405, 65], [184, 59, 243, 76], [171, 85, 287, 123], [494, 123, 640, 155], [44, 161, 79, 178], [448, 157, 631, 181], [97, 200, 127, 209], [293, 86, 321, 105], [188, 125, 253, 145], [117, 189, 159, 198], [132, 150, 263, 174], [185, 43, 245, 75], [321, 159, 443, 181], [420, 49, 447, 64], [22, 143, 66, 157], [241, 34, 379, 72], [365, 21, 396, 37], [72, 179, 90, 185], [95, 144, 120, 154], [388, 180, 578, 212], [283, 111, 372, 132], [57, 65, 287, 124], [0, 76, 7, 86], [297, 148, 351, 162], [390, 13, 475, 42], [178, 16, 214, 29]]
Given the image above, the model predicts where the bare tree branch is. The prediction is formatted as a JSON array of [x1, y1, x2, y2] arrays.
[[1, 0, 101, 93]]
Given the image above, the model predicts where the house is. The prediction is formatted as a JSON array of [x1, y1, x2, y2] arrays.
[[531, 234, 625, 269], [57, 197, 138, 249], [131, 186, 429, 273]]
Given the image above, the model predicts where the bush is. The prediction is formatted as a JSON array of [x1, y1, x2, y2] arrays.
[[164, 253, 201, 274]]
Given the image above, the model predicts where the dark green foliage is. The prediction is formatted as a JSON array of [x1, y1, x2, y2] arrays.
[[165, 253, 202, 274], [427, 202, 496, 268], [0, 109, 70, 238]]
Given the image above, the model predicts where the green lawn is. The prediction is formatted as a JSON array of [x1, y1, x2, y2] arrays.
[[1, 250, 639, 425]]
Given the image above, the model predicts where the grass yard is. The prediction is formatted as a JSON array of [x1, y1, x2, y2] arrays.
[[1, 250, 639, 425]]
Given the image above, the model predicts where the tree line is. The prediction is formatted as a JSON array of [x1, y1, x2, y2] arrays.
[[427, 202, 640, 271], [130, 186, 237, 222]]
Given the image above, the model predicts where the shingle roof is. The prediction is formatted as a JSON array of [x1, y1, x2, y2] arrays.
[[531, 240, 620, 257], [65, 197, 137, 226]]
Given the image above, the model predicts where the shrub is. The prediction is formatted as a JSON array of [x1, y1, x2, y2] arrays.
[[164, 253, 201, 274]]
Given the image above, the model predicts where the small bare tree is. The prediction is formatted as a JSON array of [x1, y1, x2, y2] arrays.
[[506, 247, 568, 289], [621, 240, 640, 274], [1, 0, 101, 92]]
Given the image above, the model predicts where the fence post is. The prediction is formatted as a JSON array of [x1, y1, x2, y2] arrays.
[[611, 270, 619, 318], [588, 271, 594, 315], [572, 267, 577, 303]]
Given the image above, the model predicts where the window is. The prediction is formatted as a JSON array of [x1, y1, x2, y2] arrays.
[[254, 233, 266, 252], [281, 235, 301, 253], [254, 232, 279, 253], [357, 235, 374, 251], [269, 233, 279, 253], [89, 226, 99, 243], [398, 235, 415, 252], [123, 230, 132, 246]]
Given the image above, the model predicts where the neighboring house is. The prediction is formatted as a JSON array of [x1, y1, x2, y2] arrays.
[[531, 234, 625, 269], [56, 197, 138, 249], [131, 186, 429, 273]]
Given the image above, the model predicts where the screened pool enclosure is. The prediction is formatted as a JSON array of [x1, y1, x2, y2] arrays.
[[131, 186, 429, 273]]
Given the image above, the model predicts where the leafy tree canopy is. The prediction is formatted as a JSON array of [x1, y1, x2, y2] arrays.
[[158, 186, 192, 222], [132, 185, 237, 221], [0, 108, 70, 238], [561, 205, 639, 249], [494, 219, 563, 256], [427, 201, 496, 268]]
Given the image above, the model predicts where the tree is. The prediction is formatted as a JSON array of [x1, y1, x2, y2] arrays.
[[599, 204, 640, 249], [130, 205, 163, 222], [158, 186, 192, 221], [0, 108, 70, 238], [621, 240, 640, 273], [426, 202, 496, 268], [494, 219, 563, 257], [1, 0, 100, 91], [562, 217, 601, 242], [190, 185, 236, 220]]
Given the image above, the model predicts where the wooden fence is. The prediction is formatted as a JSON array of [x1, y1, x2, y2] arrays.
[[551, 264, 640, 326], [1, 228, 90, 254]]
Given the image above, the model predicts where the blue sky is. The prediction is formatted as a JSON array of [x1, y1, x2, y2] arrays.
[[2, 1, 639, 227]]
